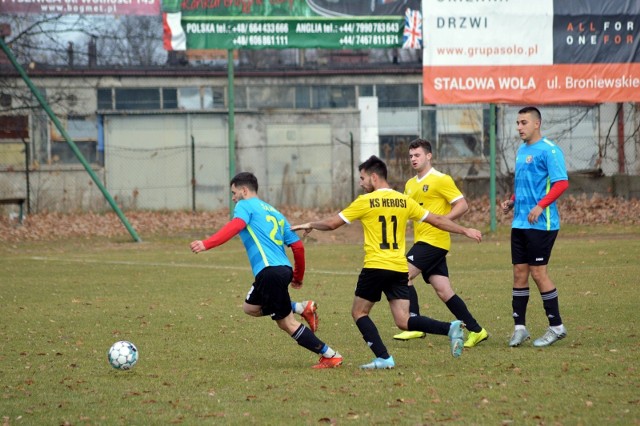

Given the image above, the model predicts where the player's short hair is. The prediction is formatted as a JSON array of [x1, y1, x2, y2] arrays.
[[518, 106, 542, 122], [230, 172, 258, 192], [359, 155, 387, 180], [408, 138, 433, 154]]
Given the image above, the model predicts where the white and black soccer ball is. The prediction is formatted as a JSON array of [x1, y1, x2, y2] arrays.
[[108, 341, 138, 370]]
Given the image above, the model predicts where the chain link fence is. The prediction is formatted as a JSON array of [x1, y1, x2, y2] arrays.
[[1, 103, 639, 216]]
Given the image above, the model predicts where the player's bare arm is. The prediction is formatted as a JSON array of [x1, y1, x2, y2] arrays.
[[445, 198, 469, 221], [424, 213, 482, 243], [291, 215, 346, 236]]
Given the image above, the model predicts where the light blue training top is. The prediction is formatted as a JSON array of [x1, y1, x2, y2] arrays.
[[513, 137, 568, 231], [233, 197, 299, 277]]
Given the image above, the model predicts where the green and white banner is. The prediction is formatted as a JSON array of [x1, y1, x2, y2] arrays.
[[183, 17, 402, 50], [162, 0, 419, 51]]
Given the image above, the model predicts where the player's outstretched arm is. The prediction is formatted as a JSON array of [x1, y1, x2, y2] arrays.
[[424, 213, 482, 243], [291, 215, 346, 236], [190, 218, 246, 253]]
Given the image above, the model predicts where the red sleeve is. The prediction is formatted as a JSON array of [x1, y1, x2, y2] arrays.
[[289, 240, 305, 283], [537, 180, 569, 209], [510, 194, 515, 202], [202, 218, 246, 250]]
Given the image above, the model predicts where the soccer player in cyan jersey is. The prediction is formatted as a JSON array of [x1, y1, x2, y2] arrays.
[[393, 139, 489, 348], [501, 106, 569, 348], [190, 172, 343, 369], [292, 156, 482, 369]]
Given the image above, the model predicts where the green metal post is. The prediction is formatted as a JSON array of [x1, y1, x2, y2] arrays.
[[227, 49, 236, 219], [489, 104, 497, 233], [0, 38, 142, 242], [24, 140, 31, 214], [191, 134, 196, 212], [350, 132, 355, 200]]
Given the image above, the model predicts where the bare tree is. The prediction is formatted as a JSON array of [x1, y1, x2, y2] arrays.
[[1, 14, 166, 68], [90, 16, 166, 66], [0, 15, 97, 65]]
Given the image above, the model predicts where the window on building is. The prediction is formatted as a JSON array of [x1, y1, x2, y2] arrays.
[[420, 108, 437, 142], [247, 86, 295, 109], [295, 86, 311, 108], [377, 84, 419, 108], [178, 87, 201, 109], [234, 86, 247, 108], [50, 116, 98, 164], [432, 107, 487, 160], [211, 87, 225, 108], [380, 135, 415, 160], [358, 85, 374, 97], [0, 93, 12, 108], [202, 87, 214, 109], [163, 88, 178, 109], [437, 133, 483, 159], [311, 85, 355, 109], [97, 88, 113, 110], [115, 88, 161, 110]]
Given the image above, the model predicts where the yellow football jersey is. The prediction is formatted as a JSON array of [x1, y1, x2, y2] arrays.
[[339, 188, 428, 272], [404, 168, 464, 251]]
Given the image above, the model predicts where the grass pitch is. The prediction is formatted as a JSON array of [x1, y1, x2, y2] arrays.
[[0, 225, 639, 425]]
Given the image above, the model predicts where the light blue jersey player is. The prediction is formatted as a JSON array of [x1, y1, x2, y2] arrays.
[[512, 136, 568, 231], [502, 107, 569, 349], [189, 172, 342, 369], [233, 196, 298, 277]]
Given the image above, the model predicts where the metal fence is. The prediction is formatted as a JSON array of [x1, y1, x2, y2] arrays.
[[1, 103, 639, 216]]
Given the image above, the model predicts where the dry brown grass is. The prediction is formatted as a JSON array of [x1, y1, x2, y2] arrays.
[[1, 195, 639, 243]]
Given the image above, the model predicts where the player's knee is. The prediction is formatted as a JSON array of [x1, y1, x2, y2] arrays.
[[529, 267, 549, 283]]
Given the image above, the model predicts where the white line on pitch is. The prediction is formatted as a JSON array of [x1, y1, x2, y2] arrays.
[[28, 256, 358, 276]]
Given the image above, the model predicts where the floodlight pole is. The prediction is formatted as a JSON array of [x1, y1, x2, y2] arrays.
[[0, 37, 142, 242]]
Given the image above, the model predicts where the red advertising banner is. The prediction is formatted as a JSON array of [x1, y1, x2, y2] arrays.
[[422, 0, 640, 104], [0, 0, 159, 16]]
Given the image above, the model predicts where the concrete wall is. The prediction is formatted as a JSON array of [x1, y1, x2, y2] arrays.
[[0, 167, 108, 215], [1, 109, 360, 214]]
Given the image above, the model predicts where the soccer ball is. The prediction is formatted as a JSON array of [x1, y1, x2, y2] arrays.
[[107, 341, 138, 370]]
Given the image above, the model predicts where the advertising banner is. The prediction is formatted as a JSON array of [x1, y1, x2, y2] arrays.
[[162, 0, 422, 51], [0, 0, 159, 16], [422, 0, 640, 104], [182, 17, 403, 50]]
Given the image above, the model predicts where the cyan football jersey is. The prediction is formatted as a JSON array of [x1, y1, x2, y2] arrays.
[[233, 197, 299, 277], [513, 137, 568, 231]]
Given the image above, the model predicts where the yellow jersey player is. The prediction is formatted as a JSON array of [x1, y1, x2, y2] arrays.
[[393, 139, 489, 348], [292, 155, 482, 369]]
